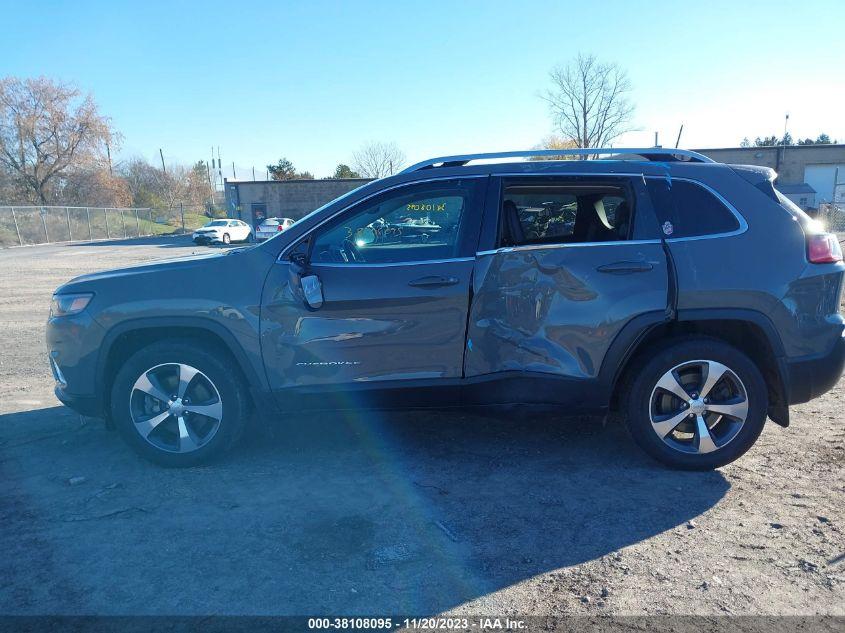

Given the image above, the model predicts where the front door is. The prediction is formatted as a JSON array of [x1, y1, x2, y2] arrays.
[[465, 174, 669, 406], [260, 177, 486, 408]]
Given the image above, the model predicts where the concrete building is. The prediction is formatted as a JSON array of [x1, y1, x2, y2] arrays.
[[224, 178, 373, 226], [695, 144, 845, 210]]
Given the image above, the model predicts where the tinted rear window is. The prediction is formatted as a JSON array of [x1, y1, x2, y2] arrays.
[[647, 180, 740, 238]]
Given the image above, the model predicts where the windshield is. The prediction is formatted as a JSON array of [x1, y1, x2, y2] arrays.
[[205, 220, 228, 227]]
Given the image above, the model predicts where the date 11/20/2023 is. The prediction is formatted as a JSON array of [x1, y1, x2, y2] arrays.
[[306, 617, 527, 630]]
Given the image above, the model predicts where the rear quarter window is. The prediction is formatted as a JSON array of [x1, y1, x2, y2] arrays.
[[647, 179, 740, 238]]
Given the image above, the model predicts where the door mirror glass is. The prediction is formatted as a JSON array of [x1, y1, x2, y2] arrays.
[[353, 226, 377, 247], [301, 274, 324, 309]]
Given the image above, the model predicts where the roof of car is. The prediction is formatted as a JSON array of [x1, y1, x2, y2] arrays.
[[400, 148, 713, 173], [369, 154, 732, 190]]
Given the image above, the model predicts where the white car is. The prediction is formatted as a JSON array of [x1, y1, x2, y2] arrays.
[[192, 219, 253, 245], [255, 217, 295, 241]]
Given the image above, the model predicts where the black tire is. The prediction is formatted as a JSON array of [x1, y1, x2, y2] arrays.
[[110, 340, 249, 467], [246, 233, 254, 243], [222, 233, 231, 245], [624, 337, 768, 470]]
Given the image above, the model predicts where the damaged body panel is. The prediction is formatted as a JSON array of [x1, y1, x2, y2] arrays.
[[465, 243, 669, 402]]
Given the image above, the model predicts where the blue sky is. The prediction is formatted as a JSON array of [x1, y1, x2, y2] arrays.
[[4, 0, 844, 178]]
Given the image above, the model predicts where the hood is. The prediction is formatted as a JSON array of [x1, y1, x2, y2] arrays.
[[55, 249, 235, 294]]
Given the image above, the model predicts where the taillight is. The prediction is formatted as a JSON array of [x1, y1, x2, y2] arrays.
[[807, 233, 843, 264], [277, 225, 284, 232]]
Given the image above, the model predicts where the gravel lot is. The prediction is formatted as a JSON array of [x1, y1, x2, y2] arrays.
[[0, 236, 843, 616]]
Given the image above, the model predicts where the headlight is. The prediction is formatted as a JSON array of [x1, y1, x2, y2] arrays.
[[50, 293, 93, 317]]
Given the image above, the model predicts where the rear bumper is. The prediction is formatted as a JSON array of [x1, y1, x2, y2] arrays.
[[784, 332, 845, 404]]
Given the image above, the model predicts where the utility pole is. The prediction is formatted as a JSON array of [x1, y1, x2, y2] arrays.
[[106, 143, 113, 176], [232, 162, 236, 179], [159, 148, 167, 173], [782, 113, 790, 167], [654, 132, 659, 147], [206, 161, 214, 208], [252, 166, 256, 180]]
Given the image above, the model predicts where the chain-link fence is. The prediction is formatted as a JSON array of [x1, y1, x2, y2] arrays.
[[819, 204, 845, 233], [0, 205, 214, 248]]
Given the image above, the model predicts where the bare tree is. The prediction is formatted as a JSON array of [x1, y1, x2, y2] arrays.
[[528, 134, 579, 161], [0, 77, 117, 203], [541, 54, 635, 153], [60, 168, 132, 208], [352, 141, 405, 178]]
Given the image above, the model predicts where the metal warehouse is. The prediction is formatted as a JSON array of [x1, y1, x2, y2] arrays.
[[696, 144, 845, 210]]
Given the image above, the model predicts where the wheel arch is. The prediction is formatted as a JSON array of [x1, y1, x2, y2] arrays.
[[97, 317, 268, 419], [605, 309, 789, 426]]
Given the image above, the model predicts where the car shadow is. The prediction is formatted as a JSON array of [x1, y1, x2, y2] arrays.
[[1, 405, 729, 615]]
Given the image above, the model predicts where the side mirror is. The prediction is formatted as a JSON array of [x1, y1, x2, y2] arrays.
[[300, 274, 324, 309]]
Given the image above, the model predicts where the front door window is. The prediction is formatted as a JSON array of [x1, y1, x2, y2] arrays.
[[310, 179, 482, 264]]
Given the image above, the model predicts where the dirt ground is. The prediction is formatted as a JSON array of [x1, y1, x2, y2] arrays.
[[0, 236, 843, 616]]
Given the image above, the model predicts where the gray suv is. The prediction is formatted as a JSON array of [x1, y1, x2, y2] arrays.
[[46, 148, 845, 469]]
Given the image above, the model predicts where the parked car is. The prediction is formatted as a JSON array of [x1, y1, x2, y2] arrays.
[[47, 148, 845, 468], [192, 219, 253, 245], [255, 217, 295, 241]]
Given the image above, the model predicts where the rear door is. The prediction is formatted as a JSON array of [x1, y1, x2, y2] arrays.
[[465, 174, 668, 404], [260, 177, 486, 405]]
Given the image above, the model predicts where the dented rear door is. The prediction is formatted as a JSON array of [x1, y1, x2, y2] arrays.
[[464, 174, 669, 402]]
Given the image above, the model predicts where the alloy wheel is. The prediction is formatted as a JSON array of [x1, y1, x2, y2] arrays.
[[129, 363, 223, 454], [648, 359, 749, 455]]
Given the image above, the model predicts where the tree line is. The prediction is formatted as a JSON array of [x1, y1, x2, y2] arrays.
[[5, 68, 836, 210], [740, 133, 837, 148], [0, 76, 407, 209], [266, 142, 406, 181]]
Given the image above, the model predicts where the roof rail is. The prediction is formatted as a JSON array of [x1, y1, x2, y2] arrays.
[[400, 147, 715, 173]]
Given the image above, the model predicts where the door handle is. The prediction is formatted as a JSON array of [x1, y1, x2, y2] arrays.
[[596, 261, 654, 274], [408, 275, 460, 288]]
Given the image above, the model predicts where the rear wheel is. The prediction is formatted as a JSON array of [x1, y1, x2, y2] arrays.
[[624, 338, 768, 470], [110, 341, 248, 467]]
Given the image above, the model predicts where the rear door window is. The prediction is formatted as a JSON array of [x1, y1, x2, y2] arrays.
[[499, 182, 634, 246]]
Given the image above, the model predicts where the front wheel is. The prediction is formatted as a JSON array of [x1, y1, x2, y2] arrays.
[[110, 341, 249, 467], [624, 338, 768, 470], [222, 233, 231, 245]]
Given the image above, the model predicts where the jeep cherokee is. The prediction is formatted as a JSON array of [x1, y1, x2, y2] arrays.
[[46, 148, 845, 469]]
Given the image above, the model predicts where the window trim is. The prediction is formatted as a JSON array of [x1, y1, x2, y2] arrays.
[[280, 175, 488, 265]]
